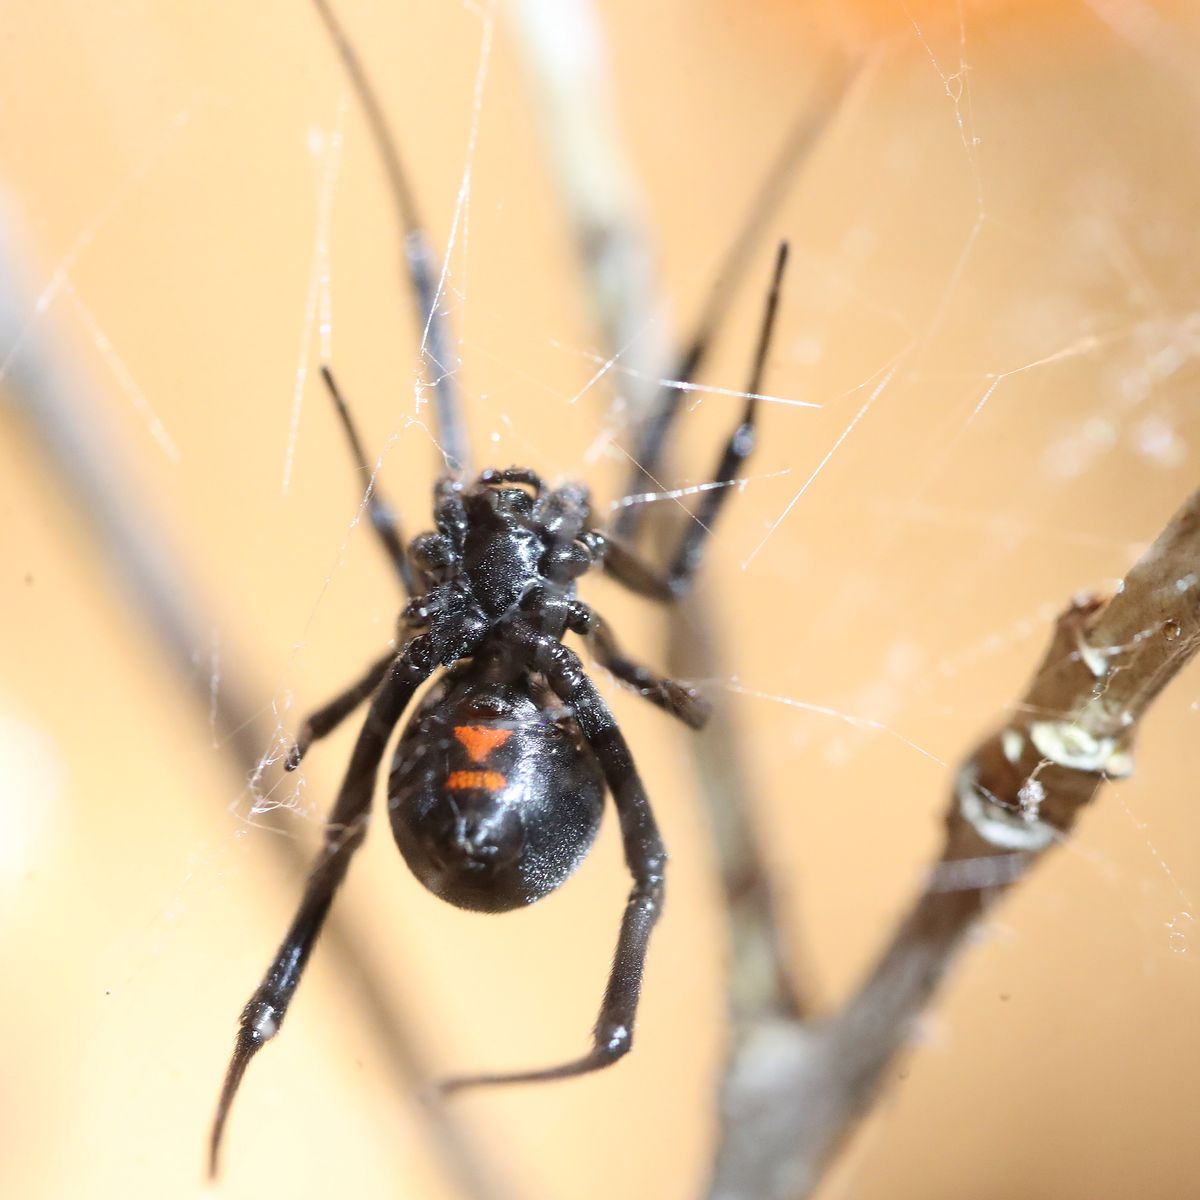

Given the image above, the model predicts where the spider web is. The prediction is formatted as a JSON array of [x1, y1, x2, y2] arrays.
[[0, 3, 1198, 1199]]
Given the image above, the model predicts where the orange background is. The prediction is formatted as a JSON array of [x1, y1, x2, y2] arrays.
[[2, 2, 1199, 1198]]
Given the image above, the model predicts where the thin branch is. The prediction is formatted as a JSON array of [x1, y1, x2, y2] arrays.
[[505, 0, 834, 1148], [669, 587, 818, 1023], [505, 0, 846, 1024], [504, 0, 672, 425], [0, 202, 509, 1200], [707, 488, 1200, 1200]]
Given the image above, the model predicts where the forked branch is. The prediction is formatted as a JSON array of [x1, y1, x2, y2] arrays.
[[708, 487, 1200, 1200]]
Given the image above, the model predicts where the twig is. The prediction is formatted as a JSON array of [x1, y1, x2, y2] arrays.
[[503, 0, 837, 1174], [0, 200, 508, 1200], [504, 0, 671, 424], [706, 488, 1200, 1200], [669, 586, 817, 1023], [505, 0, 849, 1026]]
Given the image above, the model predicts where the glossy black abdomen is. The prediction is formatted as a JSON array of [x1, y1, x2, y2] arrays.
[[388, 664, 605, 912]]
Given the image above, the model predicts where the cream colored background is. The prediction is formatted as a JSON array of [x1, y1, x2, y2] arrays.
[[1, 2, 1198, 1198]]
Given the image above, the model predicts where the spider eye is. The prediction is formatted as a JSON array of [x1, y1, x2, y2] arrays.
[[473, 475, 536, 518]]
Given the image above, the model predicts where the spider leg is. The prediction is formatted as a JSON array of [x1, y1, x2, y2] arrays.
[[312, 0, 471, 478], [319, 366, 417, 596], [612, 67, 849, 544], [604, 242, 790, 600], [209, 634, 439, 1178], [663, 241, 787, 592], [567, 601, 709, 729], [539, 484, 591, 541], [441, 626, 665, 1093], [435, 477, 469, 554], [597, 533, 675, 602], [284, 647, 396, 771]]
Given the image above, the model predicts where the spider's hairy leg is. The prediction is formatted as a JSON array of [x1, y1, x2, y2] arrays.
[[284, 647, 396, 771], [597, 532, 675, 602], [319, 365, 418, 596], [432, 476, 468, 550], [311, 0, 472, 478], [665, 240, 788, 593], [604, 242, 791, 601], [440, 625, 666, 1093], [612, 61, 852, 544], [283, 479, 474, 773], [566, 600, 710, 729], [209, 635, 440, 1178]]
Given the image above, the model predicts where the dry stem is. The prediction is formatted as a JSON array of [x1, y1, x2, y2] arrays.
[[707, 488, 1200, 1200]]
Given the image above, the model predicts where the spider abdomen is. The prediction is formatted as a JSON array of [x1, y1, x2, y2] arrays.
[[388, 665, 605, 913]]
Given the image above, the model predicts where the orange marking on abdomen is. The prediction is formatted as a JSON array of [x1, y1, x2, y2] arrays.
[[447, 770, 507, 791], [453, 725, 514, 763]]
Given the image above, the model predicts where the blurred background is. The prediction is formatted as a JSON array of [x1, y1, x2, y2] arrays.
[[2, 1, 1199, 1197]]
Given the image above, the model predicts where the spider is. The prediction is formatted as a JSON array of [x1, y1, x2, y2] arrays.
[[209, 0, 798, 1175]]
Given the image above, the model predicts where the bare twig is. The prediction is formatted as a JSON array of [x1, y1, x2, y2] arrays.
[[505, 0, 672, 425], [707, 488, 1200, 1200], [506, 0, 850, 1026], [0, 201, 508, 1200], [503, 0, 839, 1175], [669, 586, 817, 1023]]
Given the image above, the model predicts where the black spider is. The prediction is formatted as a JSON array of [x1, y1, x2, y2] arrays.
[[209, 0, 796, 1176]]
